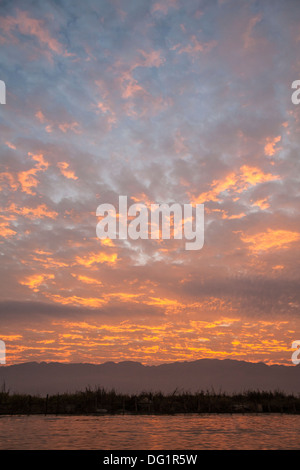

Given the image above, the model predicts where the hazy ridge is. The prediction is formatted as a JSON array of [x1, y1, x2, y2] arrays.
[[0, 359, 299, 396]]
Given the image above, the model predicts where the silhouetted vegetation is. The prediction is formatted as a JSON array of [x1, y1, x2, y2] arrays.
[[0, 387, 299, 415]]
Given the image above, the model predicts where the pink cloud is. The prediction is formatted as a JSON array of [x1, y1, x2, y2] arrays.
[[0, 9, 70, 57], [151, 0, 178, 15], [58, 122, 81, 134], [35, 110, 81, 134], [137, 49, 165, 68], [243, 14, 262, 50], [5, 142, 16, 150], [173, 36, 217, 58], [35, 110, 46, 123]]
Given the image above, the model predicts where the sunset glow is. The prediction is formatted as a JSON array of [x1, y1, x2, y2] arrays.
[[0, 0, 299, 367]]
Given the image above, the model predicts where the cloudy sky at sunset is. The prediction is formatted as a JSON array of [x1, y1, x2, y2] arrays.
[[0, 0, 299, 366]]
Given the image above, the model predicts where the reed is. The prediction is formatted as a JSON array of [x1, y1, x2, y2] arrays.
[[0, 388, 299, 415]]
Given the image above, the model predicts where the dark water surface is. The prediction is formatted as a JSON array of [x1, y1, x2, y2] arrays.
[[0, 414, 299, 449]]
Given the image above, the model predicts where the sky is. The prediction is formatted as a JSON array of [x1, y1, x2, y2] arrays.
[[0, 0, 299, 366]]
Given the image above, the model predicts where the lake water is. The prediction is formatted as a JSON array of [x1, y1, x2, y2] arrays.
[[0, 414, 299, 450]]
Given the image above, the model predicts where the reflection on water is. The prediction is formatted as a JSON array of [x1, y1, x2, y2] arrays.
[[0, 414, 299, 450]]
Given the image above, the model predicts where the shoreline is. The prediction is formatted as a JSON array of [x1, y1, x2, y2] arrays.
[[1, 389, 299, 415], [1, 411, 300, 416]]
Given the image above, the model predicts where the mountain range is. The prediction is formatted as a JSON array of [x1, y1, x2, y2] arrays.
[[0, 359, 299, 396]]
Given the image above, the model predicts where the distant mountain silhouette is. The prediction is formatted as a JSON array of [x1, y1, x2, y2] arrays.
[[0, 359, 299, 396]]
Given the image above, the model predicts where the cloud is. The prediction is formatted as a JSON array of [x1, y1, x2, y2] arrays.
[[151, 0, 178, 15], [173, 35, 217, 58], [240, 229, 300, 253], [57, 162, 78, 180], [5, 141, 16, 150], [20, 273, 55, 292], [0, 0, 300, 365], [8, 152, 50, 196], [243, 14, 262, 50], [190, 166, 279, 204], [0, 9, 70, 57], [75, 252, 118, 267], [2, 203, 58, 220], [264, 136, 282, 156]]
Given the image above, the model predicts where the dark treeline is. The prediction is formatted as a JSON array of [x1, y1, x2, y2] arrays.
[[0, 387, 299, 415]]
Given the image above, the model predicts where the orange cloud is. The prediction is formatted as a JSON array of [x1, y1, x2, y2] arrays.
[[45, 293, 106, 308], [0, 201, 57, 239], [239, 165, 278, 186], [100, 238, 115, 247], [0, 209, 18, 238], [272, 265, 284, 270], [75, 252, 118, 267], [35, 110, 80, 134], [57, 162, 78, 180], [191, 166, 279, 204], [30, 256, 69, 269], [6, 203, 58, 220], [191, 172, 238, 204], [222, 212, 246, 220], [241, 229, 300, 253], [71, 274, 103, 286], [131, 193, 154, 209], [20, 273, 55, 292], [94, 81, 117, 126], [144, 297, 183, 311], [252, 198, 270, 210], [17, 169, 39, 195], [264, 136, 281, 156], [0, 220, 16, 238], [116, 49, 166, 107], [0, 335, 23, 342], [0, 172, 19, 191], [5, 141, 16, 150], [6, 313, 297, 366], [17, 152, 49, 195], [108, 292, 141, 302]]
